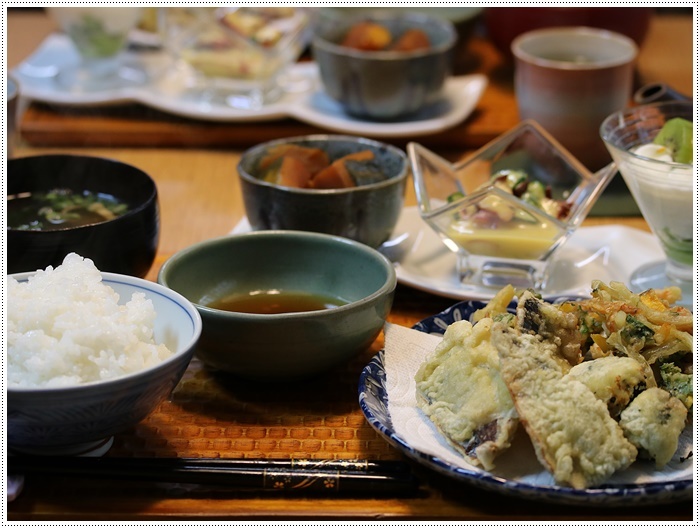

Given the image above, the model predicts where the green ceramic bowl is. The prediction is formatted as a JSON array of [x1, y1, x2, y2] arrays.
[[158, 231, 396, 381]]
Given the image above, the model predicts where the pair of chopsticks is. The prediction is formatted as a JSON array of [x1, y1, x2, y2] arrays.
[[8, 457, 420, 495]]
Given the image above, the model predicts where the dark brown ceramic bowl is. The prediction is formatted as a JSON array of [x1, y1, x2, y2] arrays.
[[238, 135, 408, 248], [7, 155, 159, 277], [485, 7, 652, 59]]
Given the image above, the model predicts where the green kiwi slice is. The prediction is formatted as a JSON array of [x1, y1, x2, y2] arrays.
[[653, 117, 694, 164]]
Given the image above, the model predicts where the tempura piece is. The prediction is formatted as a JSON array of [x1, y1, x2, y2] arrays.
[[492, 293, 638, 489], [568, 356, 647, 417], [470, 284, 515, 324], [619, 388, 688, 468], [659, 362, 693, 410], [415, 319, 518, 470], [518, 292, 585, 366], [571, 280, 692, 391]]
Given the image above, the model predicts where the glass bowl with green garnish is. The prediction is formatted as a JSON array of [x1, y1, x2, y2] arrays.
[[46, 6, 148, 91], [408, 121, 616, 290]]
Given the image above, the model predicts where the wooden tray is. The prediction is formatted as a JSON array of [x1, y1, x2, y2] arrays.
[[18, 36, 519, 150], [8, 283, 690, 521]]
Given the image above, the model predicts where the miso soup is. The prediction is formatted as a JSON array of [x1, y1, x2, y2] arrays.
[[7, 188, 129, 231], [207, 290, 349, 314]]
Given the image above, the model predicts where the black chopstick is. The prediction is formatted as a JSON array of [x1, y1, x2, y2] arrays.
[[8, 457, 420, 495]]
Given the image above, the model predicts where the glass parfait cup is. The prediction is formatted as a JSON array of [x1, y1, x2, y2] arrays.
[[600, 101, 694, 300], [409, 121, 617, 290]]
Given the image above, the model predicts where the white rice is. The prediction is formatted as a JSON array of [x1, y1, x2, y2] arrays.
[[7, 253, 173, 388]]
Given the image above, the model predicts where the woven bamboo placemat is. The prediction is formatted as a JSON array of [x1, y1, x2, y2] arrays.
[[107, 284, 452, 461]]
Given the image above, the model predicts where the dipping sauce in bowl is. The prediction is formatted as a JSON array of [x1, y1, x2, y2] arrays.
[[158, 230, 396, 381], [206, 290, 349, 314]]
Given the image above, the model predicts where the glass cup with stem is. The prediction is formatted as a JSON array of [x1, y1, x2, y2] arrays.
[[600, 101, 694, 305]]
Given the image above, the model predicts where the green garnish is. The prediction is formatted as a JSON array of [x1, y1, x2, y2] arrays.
[[8, 189, 129, 231], [653, 117, 694, 164], [68, 15, 127, 58], [620, 315, 654, 346], [659, 362, 693, 410]]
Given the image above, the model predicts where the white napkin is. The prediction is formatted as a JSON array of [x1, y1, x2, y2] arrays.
[[382, 322, 693, 487], [383, 322, 548, 483], [383, 322, 471, 468], [230, 217, 251, 235]]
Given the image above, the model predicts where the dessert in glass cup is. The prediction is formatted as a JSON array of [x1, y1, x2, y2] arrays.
[[601, 101, 694, 305]]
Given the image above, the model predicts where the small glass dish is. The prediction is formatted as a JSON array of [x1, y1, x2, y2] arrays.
[[161, 7, 313, 110], [46, 7, 148, 92], [409, 120, 616, 290]]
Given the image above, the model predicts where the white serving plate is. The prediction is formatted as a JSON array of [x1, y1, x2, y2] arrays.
[[13, 34, 487, 138], [389, 206, 669, 301], [233, 205, 671, 303], [358, 302, 693, 507]]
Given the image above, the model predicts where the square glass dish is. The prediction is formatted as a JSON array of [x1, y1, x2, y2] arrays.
[[161, 7, 313, 109], [408, 120, 616, 290]]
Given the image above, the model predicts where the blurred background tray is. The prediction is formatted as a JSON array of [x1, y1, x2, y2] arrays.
[[14, 34, 488, 141], [16, 8, 692, 152], [19, 9, 692, 216], [18, 34, 517, 150]]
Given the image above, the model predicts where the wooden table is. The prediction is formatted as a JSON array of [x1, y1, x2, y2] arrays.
[[6, 8, 692, 521]]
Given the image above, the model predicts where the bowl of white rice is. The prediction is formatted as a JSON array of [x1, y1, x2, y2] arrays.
[[7, 253, 202, 455]]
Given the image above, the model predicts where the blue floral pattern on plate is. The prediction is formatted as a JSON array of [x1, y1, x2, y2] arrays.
[[358, 299, 692, 506]]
